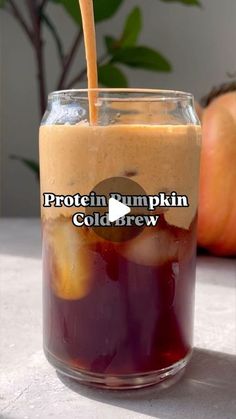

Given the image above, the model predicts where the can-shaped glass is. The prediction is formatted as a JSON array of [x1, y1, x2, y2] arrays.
[[40, 89, 201, 389]]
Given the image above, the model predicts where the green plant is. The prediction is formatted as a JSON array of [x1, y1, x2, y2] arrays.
[[1, 0, 200, 177]]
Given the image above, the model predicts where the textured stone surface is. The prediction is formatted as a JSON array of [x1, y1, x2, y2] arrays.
[[1, 219, 236, 419]]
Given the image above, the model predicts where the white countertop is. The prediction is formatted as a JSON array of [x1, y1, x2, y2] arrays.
[[1, 219, 236, 419]]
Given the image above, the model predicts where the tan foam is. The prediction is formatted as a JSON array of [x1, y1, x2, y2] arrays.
[[40, 124, 201, 229]]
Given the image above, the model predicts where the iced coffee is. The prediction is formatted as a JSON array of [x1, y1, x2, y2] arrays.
[[40, 90, 201, 388]]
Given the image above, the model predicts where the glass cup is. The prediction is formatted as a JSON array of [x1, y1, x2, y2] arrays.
[[40, 89, 201, 389]]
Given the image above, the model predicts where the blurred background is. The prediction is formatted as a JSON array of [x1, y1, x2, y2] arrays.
[[0, 0, 235, 217]]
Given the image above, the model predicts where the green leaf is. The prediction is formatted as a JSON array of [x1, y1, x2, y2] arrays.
[[112, 46, 172, 72], [0, 0, 6, 8], [98, 64, 128, 87], [51, 0, 124, 25], [41, 12, 64, 64], [94, 0, 124, 22], [104, 35, 118, 54], [120, 7, 142, 47], [10, 155, 39, 180], [159, 0, 201, 6], [104, 8, 142, 55]]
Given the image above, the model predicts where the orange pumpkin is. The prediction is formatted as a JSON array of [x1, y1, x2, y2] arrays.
[[197, 90, 236, 256]]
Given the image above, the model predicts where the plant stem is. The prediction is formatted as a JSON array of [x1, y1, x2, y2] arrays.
[[66, 53, 109, 89], [98, 52, 109, 65], [57, 29, 83, 90], [8, 0, 33, 42], [40, 0, 49, 10], [26, 0, 47, 116], [66, 68, 87, 89]]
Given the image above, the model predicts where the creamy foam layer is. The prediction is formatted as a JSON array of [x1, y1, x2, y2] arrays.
[[40, 124, 201, 229]]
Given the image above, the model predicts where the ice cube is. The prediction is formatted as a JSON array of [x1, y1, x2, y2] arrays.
[[46, 218, 92, 300], [119, 227, 179, 266]]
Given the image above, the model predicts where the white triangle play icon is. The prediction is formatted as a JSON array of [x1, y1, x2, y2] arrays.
[[108, 198, 131, 223]]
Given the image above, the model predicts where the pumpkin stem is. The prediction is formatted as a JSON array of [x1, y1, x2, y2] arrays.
[[201, 80, 236, 108]]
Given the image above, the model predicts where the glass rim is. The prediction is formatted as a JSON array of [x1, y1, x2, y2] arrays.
[[49, 88, 193, 102]]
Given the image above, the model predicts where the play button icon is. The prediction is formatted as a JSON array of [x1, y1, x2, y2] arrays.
[[108, 198, 131, 223], [86, 176, 147, 242]]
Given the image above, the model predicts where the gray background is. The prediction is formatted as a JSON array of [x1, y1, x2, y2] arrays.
[[1, 0, 235, 216]]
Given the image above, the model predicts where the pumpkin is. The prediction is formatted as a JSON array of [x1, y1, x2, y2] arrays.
[[197, 83, 236, 256]]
